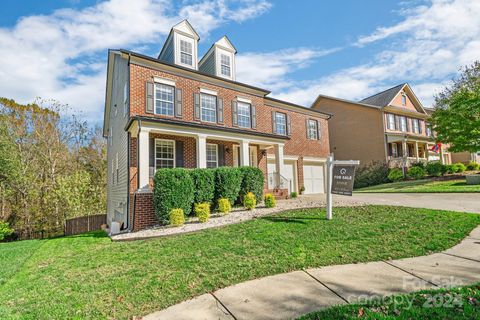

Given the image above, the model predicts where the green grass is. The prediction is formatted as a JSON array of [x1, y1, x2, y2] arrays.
[[0, 205, 479, 319], [298, 283, 480, 320], [356, 179, 480, 193]]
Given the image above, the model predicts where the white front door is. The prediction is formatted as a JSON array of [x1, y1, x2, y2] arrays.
[[303, 163, 325, 194]]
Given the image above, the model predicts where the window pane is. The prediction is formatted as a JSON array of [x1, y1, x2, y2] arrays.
[[180, 40, 193, 65], [275, 113, 286, 135], [155, 140, 175, 169], [201, 94, 217, 122], [220, 54, 231, 77], [237, 102, 251, 128], [155, 84, 174, 116], [221, 65, 230, 77], [206, 144, 218, 168], [308, 120, 318, 139]]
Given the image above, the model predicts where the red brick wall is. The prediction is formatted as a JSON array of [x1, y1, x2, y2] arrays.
[[129, 192, 157, 231]]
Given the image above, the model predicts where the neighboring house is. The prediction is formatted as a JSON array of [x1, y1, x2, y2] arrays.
[[451, 151, 480, 164], [103, 20, 331, 231], [311, 83, 451, 167]]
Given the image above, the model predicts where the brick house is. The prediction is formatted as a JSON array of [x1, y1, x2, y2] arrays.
[[103, 20, 331, 231], [312, 83, 452, 168]]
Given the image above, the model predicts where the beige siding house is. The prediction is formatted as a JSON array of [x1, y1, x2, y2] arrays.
[[312, 83, 452, 167]]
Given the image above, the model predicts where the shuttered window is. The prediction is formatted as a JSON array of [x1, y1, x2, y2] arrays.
[[155, 140, 175, 169], [237, 101, 251, 128], [307, 120, 318, 139], [155, 84, 174, 116]]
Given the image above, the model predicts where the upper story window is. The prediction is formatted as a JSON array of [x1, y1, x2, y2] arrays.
[[412, 118, 419, 133], [401, 94, 407, 106], [387, 113, 396, 130], [237, 101, 251, 128], [220, 54, 231, 77], [155, 83, 175, 116], [307, 119, 319, 139], [426, 123, 432, 137], [201, 93, 217, 123], [274, 112, 287, 135], [155, 139, 175, 169], [180, 39, 193, 66], [206, 144, 218, 168], [399, 116, 407, 132]]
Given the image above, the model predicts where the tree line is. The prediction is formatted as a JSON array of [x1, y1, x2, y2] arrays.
[[0, 98, 106, 240]]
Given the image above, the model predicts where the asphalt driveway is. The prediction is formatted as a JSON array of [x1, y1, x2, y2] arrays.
[[337, 192, 480, 214]]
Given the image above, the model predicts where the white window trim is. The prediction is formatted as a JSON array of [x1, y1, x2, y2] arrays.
[[307, 119, 318, 139], [275, 112, 287, 135], [249, 145, 258, 167], [200, 88, 217, 96], [237, 101, 251, 129], [154, 83, 175, 116], [401, 93, 407, 106], [154, 139, 176, 171], [220, 53, 231, 77], [233, 145, 240, 167], [175, 34, 196, 69], [206, 143, 218, 168], [153, 77, 176, 87], [237, 96, 252, 104]]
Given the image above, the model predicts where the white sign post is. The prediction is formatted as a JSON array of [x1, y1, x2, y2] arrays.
[[326, 153, 360, 220]]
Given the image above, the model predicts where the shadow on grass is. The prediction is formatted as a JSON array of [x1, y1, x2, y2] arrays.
[[261, 215, 327, 224], [67, 230, 108, 239]]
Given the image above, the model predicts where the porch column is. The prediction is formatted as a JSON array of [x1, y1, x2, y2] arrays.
[[239, 139, 250, 166], [138, 128, 150, 190], [196, 134, 207, 168], [274, 144, 285, 177], [402, 139, 408, 174], [415, 141, 419, 161]]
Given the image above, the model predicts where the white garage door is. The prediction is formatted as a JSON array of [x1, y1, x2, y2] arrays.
[[303, 163, 325, 194]]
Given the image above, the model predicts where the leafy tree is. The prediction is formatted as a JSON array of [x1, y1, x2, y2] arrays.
[[431, 61, 480, 153]]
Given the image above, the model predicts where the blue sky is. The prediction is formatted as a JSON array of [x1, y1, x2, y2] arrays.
[[1, 0, 479, 124]]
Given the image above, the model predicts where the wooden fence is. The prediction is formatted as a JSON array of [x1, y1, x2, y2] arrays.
[[64, 214, 107, 236]]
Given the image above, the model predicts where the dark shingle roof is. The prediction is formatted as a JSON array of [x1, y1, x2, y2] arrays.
[[359, 83, 406, 107]]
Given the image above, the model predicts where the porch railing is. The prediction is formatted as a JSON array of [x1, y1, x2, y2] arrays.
[[268, 172, 291, 191]]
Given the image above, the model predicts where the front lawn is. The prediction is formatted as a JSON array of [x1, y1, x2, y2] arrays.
[[356, 179, 480, 193], [1, 205, 479, 319], [298, 283, 480, 320]]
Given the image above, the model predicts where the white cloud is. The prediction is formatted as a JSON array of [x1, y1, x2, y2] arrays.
[[0, 0, 271, 121], [272, 0, 480, 108]]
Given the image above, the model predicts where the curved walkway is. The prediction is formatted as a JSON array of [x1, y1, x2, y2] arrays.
[[143, 226, 480, 320]]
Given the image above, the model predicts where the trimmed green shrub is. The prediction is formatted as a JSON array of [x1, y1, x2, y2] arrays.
[[290, 191, 298, 198], [195, 203, 210, 223], [410, 161, 426, 169], [466, 161, 480, 171], [354, 162, 390, 189], [217, 198, 231, 215], [189, 168, 215, 205], [0, 220, 14, 241], [426, 161, 445, 177], [243, 192, 256, 210], [445, 164, 456, 174], [407, 166, 426, 180], [238, 167, 264, 203], [388, 168, 404, 182], [153, 168, 194, 224], [455, 162, 466, 173], [169, 209, 185, 227], [264, 193, 276, 208], [214, 167, 242, 206]]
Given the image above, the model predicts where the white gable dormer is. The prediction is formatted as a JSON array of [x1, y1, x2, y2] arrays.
[[199, 36, 237, 80], [159, 20, 199, 70]]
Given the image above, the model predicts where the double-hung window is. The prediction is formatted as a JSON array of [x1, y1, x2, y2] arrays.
[[155, 84, 174, 116], [206, 144, 218, 168], [220, 54, 231, 77], [412, 119, 420, 133], [237, 101, 251, 128], [307, 120, 318, 139], [155, 140, 175, 169], [426, 123, 432, 137], [387, 114, 395, 130], [180, 40, 193, 66], [275, 112, 287, 135], [401, 94, 407, 106], [399, 116, 407, 132], [201, 93, 217, 122]]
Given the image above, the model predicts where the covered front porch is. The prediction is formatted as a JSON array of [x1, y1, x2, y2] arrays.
[[386, 134, 444, 167], [129, 119, 290, 192]]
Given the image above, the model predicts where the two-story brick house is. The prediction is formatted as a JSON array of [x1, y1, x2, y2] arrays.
[[103, 20, 331, 231], [311, 83, 451, 167]]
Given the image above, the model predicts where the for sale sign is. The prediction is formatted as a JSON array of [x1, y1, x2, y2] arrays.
[[331, 165, 356, 196]]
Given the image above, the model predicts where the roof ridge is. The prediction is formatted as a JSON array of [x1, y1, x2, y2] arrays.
[[359, 83, 406, 102]]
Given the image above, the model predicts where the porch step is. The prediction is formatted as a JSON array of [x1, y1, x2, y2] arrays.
[[264, 188, 289, 200]]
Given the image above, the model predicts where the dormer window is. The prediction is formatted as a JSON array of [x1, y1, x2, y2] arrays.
[[220, 54, 231, 77], [180, 40, 193, 66]]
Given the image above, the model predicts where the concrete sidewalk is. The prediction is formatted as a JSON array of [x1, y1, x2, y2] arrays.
[[143, 226, 480, 320]]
